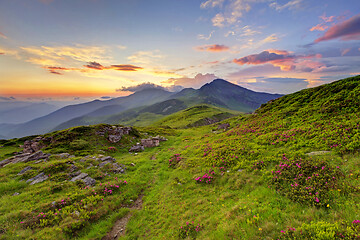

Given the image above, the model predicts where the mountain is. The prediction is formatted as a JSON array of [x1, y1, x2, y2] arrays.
[[1, 79, 281, 138], [0, 102, 59, 124], [170, 79, 283, 112], [5, 89, 172, 138]]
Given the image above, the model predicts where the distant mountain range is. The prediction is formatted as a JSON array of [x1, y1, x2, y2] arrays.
[[0, 79, 283, 139]]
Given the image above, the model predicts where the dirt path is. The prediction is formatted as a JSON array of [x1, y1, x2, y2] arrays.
[[102, 195, 143, 240]]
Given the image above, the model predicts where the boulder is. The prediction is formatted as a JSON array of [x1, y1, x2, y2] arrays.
[[141, 138, 160, 148], [129, 144, 144, 152], [70, 172, 88, 182], [83, 176, 96, 186], [100, 156, 115, 162]]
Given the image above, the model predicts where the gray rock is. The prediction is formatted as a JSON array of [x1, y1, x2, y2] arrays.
[[108, 135, 121, 143], [100, 156, 115, 162], [218, 123, 230, 130], [26, 172, 49, 185], [129, 144, 144, 152], [83, 176, 96, 186], [17, 166, 32, 175], [99, 160, 112, 168], [69, 170, 81, 178], [12, 192, 20, 196], [70, 172, 88, 182]]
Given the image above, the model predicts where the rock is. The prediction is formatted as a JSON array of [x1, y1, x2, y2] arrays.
[[130, 163, 135, 166], [108, 135, 121, 143], [23, 137, 45, 154], [112, 163, 125, 174], [129, 144, 144, 152], [306, 151, 331, 156], [69, 170, 81, 178], [12, 192, 20, 196], [99, 160, 112, 168], [141, 138, 160, 148], [83, 176, 96, 186], [100, 156, 115, 162], [70, 172, 88, 182], [0, 151, 50, 168], [26, 172, 49, 185], [218, 123, 230, 130], [69, 165, 78, 173], [17, 166, 32, 175]]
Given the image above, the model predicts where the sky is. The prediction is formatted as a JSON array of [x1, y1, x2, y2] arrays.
[[0, 0, 360, 101]]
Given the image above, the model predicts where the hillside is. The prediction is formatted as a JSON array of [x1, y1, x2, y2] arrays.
[[153, 104, 239, 128], [5, 89, 173, 139], [51, 79, 281, 132], [0, 76, 359, 239]]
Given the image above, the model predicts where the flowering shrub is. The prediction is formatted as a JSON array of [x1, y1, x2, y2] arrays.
[[252, 160, 266, 171], [276, 220, 360, 239], [169, 154, 182, 168], [195, 169, 215, 184], [178, 222, 203, 239], [271, 155, 344, 207]]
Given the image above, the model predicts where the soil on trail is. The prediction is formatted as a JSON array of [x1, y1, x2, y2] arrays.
[[102, 195, 143, 240]]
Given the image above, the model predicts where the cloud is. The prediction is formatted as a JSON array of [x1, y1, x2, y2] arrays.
[[83, 62, 143, 71], [201, 0, 260, 27], [200, 0, 224, 8], [269, 0, 303, 12], [310, 14, 342, 32], [163, 73, 218, 89], [0, 96, 16, 101], [233, 49, 321, 71], [39, 0, 54, 3], [110, 64, 143, 71], [195, 44, 230, 52], [315, 14, 360, 43], [237, 77, 308, 94], [341, 48, 351, 56], [116, 82, 167, 93], [0, 52, 4, 55], [128, 50, 164, 65], [84, 61, 104, 70], [100, 96, 112, 99], [197, 31, 215, 40], [0, 32, 7, 39], [20, 44, 109, 64]]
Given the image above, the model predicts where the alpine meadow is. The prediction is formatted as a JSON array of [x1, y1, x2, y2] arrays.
[[0, 0, 360, 239]]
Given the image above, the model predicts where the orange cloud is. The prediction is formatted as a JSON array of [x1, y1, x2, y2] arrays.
[[109, 64, 143, 71], [315, 14, 360, 43], [195, 44, 230, 52], [310, 23, 328, 32]]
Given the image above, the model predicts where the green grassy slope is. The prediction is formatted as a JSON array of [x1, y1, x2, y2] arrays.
[[152, 104, 240, 128], [0, 76, 359, 239]]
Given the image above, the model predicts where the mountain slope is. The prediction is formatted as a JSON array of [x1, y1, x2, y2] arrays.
[[6, 89, 172, 138], [0, 102, 59, 124]]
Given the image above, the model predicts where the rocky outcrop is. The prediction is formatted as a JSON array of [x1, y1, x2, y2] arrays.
[[26, 172, 48, 185], [69, 172, 96, 186], [21, 136, 52, 154], [0, 151, 50, 168], [18, 166, 32, 175], [96, 126, 133, 143]]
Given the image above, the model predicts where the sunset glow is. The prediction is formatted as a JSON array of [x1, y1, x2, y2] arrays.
[[0, 0, 359, 100]]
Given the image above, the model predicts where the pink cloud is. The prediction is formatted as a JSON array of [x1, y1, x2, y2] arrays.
[[0, 32, 7, 39], [315, 14, 360, 43], [233, 49, 322, 71], [310, 23, 328, 32], [195, 44, 230, 52]]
